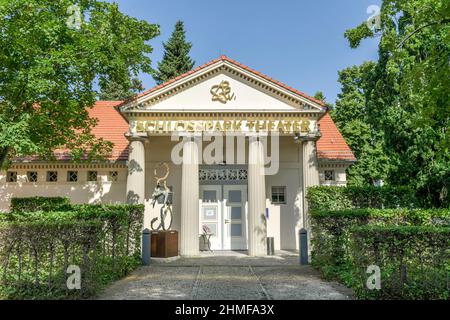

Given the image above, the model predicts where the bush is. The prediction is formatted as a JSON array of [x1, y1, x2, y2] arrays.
[[0, 219, 103, 299], [310, 209, 450, 299], [311, 208, 449, 270], [0, 204, 144, 299], [10, 197, 71, 213], [348, 226, 450, 299], [307, 186, 419, 211]]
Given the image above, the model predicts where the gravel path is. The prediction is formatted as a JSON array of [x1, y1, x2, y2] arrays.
[[97, 254, 353, 300]]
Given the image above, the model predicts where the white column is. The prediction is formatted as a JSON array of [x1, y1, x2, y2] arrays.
[[302, 140, 320, 229], [180, 138, 199, 256], [248, 137, 267, 256], [126, 138, 146, 204]]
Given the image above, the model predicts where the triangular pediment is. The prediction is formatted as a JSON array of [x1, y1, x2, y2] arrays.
[[120, 56, 325, 113]]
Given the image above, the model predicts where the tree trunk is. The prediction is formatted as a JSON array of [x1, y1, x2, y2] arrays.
[[0, 147, 10, 168]]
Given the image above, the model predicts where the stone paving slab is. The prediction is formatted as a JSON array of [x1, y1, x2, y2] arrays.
[[97, 257, 353, 300], [98, 266, 199, 300], [192, 266, 267, 300], [252, 266, 353, 300]]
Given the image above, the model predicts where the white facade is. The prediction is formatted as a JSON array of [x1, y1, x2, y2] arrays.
[[0, 57, 354, 256]]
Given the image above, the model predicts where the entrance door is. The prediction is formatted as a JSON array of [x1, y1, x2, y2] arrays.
[[199, 185, 247, 250], [199, 185, 222, 251], [223, 185, 247, 250]]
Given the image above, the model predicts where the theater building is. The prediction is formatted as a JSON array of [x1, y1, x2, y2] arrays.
[[0, 56, 355, 256]]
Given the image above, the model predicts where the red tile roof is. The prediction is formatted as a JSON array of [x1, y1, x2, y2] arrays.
[[317, 113, 356, 161], [88, 101, 129, 160], [13, 101, 129, 162], [119, 55, 326, 108]]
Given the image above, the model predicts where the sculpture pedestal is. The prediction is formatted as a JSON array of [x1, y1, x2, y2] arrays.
[[151, 230, 179, 258]]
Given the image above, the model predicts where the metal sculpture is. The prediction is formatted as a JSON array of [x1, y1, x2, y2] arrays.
[[150, 162, 173, 231]]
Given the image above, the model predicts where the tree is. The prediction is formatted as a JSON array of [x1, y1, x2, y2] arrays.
[[313, 91, 333, 109], [99, 77, 144, 100], [343, 0, 450, 206], [0, 0, 160, 168], [153, 20, 195, 85], [332, 63, 391, 186]]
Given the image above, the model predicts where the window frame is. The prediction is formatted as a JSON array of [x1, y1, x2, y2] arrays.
[[6, 171, 18, 183], [47, 171, 58, 182], [87, 171, 98, 182], [67, 171, 78, 182], [27, 171, 38, 183], [271, 186, 287, 205], [324, 170, 335, 181]]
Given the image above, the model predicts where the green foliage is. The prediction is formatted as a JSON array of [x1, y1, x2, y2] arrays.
[[307, 185, 419, 211], [0, 203, 144, 299], [153, 20, 195, 85], [331, 63, 392, 186], [339, 0, 450, 207], [10, 197, 72, 213], [99, 77, 144, 101], [310, 208, 449, 299], [0, 0, 160, 167], [349, 226, 450, 299], [313, 91, 333, 109]]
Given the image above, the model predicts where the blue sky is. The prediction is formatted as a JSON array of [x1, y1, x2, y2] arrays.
[[111, 0, 381, 103]]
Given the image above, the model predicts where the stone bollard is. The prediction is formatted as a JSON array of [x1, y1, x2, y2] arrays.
[[142, 228, 151, 266], [267, 237, 275, 256], [299, 228, 308, 265]]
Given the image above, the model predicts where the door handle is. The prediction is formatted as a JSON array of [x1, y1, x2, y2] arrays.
[[224, 219, 230, 224]]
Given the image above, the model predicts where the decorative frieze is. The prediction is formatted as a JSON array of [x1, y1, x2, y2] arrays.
[[9, 163, 127, 170], [199, 168, 248, 183]]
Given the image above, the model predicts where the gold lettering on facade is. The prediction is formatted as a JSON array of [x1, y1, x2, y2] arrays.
[[135, 119, 314, 134], [301, 119, 310, 133], [210, 80, 236, 104]]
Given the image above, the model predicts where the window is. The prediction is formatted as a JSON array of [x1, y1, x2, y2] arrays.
[[324, 170, 335, 181], [108, 171, 118, 182], [7, 171, 17, 183], [47, 171, 58, 182], [87, 171, 97, 182], [271, 186, 286, 204], [67, 171, 78, 182], [27, 171, 38, 183]]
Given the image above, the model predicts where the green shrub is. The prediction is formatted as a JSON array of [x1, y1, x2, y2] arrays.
[[348, 225, 450, 300], [10, 197, 72, 213], [0, 219, 103, 299], [307, 186, 419, 211], [310, 209, 450, 299], [0, 204, 144, 299]]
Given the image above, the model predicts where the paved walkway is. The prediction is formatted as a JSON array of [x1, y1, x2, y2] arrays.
[[97, 251, 353, 300]]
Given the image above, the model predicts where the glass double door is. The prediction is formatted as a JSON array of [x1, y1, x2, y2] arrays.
[[200, 185, 247, 250]]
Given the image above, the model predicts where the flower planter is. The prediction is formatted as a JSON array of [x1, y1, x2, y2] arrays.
[[151, 230, 178, 258]]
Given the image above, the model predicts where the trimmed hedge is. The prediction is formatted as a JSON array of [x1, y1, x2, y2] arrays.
[[307, 186, 419, 211], [349, 226, 450, 299], [0, 204, 144, 299], [310, 209, 450, 299], [311, 208, 449, 269], [0, 219, 102, 299], [10, 197, 72, 213]]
